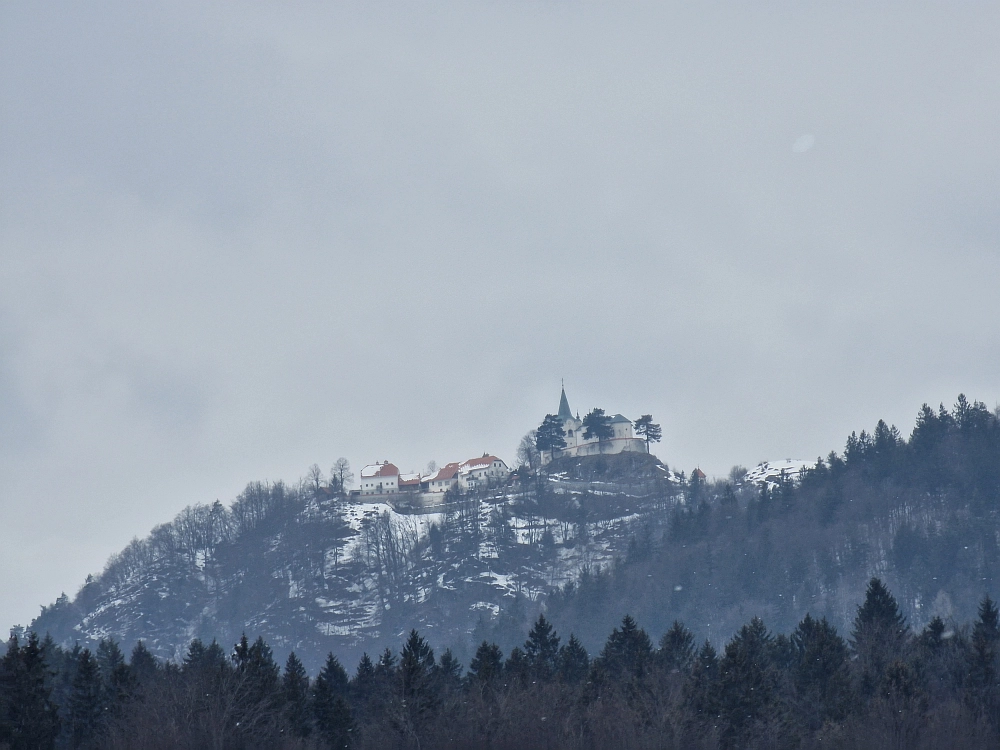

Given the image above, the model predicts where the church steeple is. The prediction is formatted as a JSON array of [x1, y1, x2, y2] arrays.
[[557, 382, 574, 421]]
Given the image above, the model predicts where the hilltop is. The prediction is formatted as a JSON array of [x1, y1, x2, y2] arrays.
[[25, 396, 1000, 676]]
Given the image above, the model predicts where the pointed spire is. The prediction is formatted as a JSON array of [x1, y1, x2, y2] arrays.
[[558, 384, 573, 421]]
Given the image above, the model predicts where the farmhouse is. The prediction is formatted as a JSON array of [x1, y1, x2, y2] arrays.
[[359, 461, 399, 495]]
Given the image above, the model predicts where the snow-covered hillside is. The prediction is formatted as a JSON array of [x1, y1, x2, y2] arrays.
[[31, 470, 675, 671], [742, 459, 813, 487]]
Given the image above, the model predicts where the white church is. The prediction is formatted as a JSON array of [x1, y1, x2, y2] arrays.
[[541, 386, 647, 464]]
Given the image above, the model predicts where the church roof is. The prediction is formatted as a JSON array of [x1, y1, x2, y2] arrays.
[[557, 387, 574, 421]]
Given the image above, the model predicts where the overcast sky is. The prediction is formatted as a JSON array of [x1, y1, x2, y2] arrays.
[[2, 2, 999, 631]]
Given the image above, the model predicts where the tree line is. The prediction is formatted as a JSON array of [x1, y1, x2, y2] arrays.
[[3, 578, 999, 749]]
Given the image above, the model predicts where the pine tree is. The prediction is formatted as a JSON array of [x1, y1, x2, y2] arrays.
[[582, 408, 614, 451], [504, 647, 530, 686], [967, 595, 1000, 720], [96, 639, 131, 718], [243, 636, 280, 705], [535, 414, 568, 458], [790, 614, 852, 729], [351, 653, 376, 704], [524, 614, 561, 680], [375, 647, 397, 678], [0, 633, 60, 750], [851, 578, 909, 697], [599, 615, 653, 679], [313, 653, 352, 749], [435, 649, 463, 694], [557, 635, 590, 684], [282, 652, 311, 739], [658, 621, 695, 673], [469, 642, 504, 683], [717, 617, 781, 749], [128, 641, 159, 685], [683, 640, 719, 722], [633, 414, 662, 452], [69, 649, 103, 749], [398, 630, 438, 735]]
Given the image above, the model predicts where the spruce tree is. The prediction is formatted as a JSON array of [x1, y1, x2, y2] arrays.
[[128, 641, 159, 685], [524, 614, 561, 680], [0, 633, 60, 750], [790, 614, 852, 729], [282, 652, 311, 739], [96, 639, 131, 718], [436, 649, 463, 694], [398, 630, 438, 735], [851, 578, 909, 697], [599, 615, 653, 679], [683, 640, 719, 723], [469, 642, 504, 684], [557, 635, 590, 684], [967, 595, 1000, 719], [351, 653, 377, 707], [69, 649, 103, 749], [717, 617, 781, 749], [313, 653, 352, 749], [658, 621, 696, 673]]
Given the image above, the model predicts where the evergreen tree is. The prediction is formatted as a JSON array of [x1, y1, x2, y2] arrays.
[[0, 633, 60, 750], [535, 414, 567, 457], [96, 639, 131, 718], [582, 408, 614, 451], [524, 614, 561, 680], [504, 647, 530, 686], [128, 641, 159, 685], [69, 648, 103, 749], [790, 614, 852, 729], [683, 640, 719, 723], [633, 414, 662, 452], [717, 617, 781, 749], [557, 635, 590, 684], [469, 642, 504, 683], [435, 649, 463, 694], [313, 653, 352, 749], [658, 620, 696, 673], [599, 615, 654, 679], [967, 595, 1000, 720], [851, 578, 909, 697], [375, 647, 397, 678], [398, 630, 438, 734], [282, 651, 311, 739], [242, 636, 280, 704]]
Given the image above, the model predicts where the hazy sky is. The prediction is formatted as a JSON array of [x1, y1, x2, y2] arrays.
[[2, 2, 999, 631]]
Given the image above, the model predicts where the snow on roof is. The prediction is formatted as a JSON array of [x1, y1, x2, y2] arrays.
[[460, 454, 501, 469], [360, 461, 400, 478], [608, 414, 632, 424], [398, 473, 421, 485], [424, 462, 460, 483]]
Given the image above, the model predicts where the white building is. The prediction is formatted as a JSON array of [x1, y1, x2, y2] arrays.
[[359, 461, 400, 495], [422, 462, 460, 494], [541, 387, 647, 464], [421, 455, 510, 493], [457, 454, 510, 490]]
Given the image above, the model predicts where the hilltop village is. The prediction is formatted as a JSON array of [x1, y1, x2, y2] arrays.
[[354, 386, 652, 504]]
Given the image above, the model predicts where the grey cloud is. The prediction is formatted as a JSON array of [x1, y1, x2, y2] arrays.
[[1, 1, 999, 629]]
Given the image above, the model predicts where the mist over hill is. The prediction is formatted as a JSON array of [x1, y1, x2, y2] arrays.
[[25, 396, 1000, 675]]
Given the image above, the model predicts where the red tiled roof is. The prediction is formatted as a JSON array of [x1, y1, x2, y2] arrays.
[[425, 462, 460, 482], [460, 455, 500, 470], [360, 461, 400, 478]]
